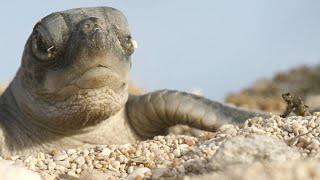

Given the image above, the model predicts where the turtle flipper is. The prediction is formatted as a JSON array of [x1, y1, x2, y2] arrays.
[[126, 90, 268, 138]]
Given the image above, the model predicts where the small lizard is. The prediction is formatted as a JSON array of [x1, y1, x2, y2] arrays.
[[281, 92, 311, 118]]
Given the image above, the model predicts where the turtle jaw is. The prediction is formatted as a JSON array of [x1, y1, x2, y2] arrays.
[[44, 64, 129, 98], [74, 65, 127, 90]]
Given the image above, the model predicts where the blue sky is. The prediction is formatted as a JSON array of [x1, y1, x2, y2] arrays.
[[1, 1, 320, 100]]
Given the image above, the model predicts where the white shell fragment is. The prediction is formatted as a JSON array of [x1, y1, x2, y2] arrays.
[[131, 39, 138, 49]]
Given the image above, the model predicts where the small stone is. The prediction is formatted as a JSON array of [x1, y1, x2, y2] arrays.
[[169, 153, 175, 160], [307, 140, 320, 150], [28, 163, 36, 171], [126, 167, 151, 180], [37, 152, 45, 161], [55, 160, 70, 168], [177, 165, 185, 173], [250, 127, 266, 134], [67, 171, 79, 178], [70, 162, 77, 170], [93, 160, 100, 166], [117, 155, 125, 163], [179, 144, 189, 156], [82, 149, 90, 156], [173, 148, 181, 157], [111, 160, 121, 170], [127, 166, 134, 174], [81, 164, 88, 170], [184, 137, 195, 146], [36, 160, 45, 168], [50, 149, 60, 156], [101, 148, 112, 157], [74, 156, 86, 166], [95, 163, 103, 169], [143, 149, 151, 157], [173, 158, 180, 167], [68, 154, 78, 162], [53, 153, 68, 161], [76, 168, 82, 174], [23, 156, 34, 164], [67, 149, 77, 155], [219, 124, 235, 132], [225, 128, 238, 136], [55, 164, 67, 171], [84, 156, 92, 164], [47, 162, 56, 171]]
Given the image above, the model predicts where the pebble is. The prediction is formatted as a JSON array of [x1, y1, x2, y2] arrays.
[[127, 166, 134, 174], [94, 163, 102, 169], [55, 160, 70, 168], [126, 167, 151, 180], [66, 149, 77, 156], [76, 168, 82, 174], [184, 137, 196, 145], [179, 144, 190, 156], [47, 162, 56, 171], [111, 161, 121, 170], [177, 165, 186, 173], [55, 164, 67, 171], [74, 156, 85, 166], [101, 148, 112, 157], [50, 149, 60, 156], [67, 171, 79, 178], [173, 148, 181, 157], [37, 153, 45, 161], [52, 153, 68, 161]]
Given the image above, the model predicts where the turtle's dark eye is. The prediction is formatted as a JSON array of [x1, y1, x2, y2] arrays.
[[120, 35, 137, 56], [31, 25, 56, 61]]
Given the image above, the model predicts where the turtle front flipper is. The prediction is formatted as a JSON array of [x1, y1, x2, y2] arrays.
[[126, 90, 268, 139]]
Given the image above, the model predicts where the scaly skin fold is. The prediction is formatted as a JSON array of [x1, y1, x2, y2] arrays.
[[126, 90, 268, 139]]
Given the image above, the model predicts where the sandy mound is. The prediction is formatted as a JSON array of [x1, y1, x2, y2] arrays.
[[226, 65, 320, 112]]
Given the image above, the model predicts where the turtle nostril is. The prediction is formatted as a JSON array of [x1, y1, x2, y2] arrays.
[[81, 17, 105, 35], [84, 23, 91, 29]]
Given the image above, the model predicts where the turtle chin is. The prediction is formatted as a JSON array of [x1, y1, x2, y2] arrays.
[[32, 84, 128, 130], [43, 68, 129, 129], [54, 85, 129, 129]]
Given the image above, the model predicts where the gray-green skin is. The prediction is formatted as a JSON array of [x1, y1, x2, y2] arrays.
[[0, 7, 267, 156]]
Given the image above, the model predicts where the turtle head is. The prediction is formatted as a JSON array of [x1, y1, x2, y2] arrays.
[[13, 7, 137, 129]]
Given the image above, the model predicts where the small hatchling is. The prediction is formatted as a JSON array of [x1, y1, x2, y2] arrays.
[[0, 7, 266, 156]]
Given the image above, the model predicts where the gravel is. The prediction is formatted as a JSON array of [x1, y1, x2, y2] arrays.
[[1, 113, 320, 179]]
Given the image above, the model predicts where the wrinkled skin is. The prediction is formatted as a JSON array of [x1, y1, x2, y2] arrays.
[[0, 7, 267, 156]]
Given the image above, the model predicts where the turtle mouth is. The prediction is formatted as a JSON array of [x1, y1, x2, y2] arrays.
[[74, 65, 126, 90]]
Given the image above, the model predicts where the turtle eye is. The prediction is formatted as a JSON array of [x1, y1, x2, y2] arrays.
[[120, 35, 137, 56], [31, 25, 56, 61]]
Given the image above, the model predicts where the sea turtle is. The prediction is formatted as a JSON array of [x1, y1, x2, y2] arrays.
[[0, 7, 266, 156]]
